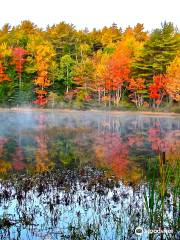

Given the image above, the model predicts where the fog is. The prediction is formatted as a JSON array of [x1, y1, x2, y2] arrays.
[[1, 110, 180, 135]]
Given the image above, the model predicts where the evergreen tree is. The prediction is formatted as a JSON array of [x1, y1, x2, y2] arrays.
[[132, 22, 180, 80]]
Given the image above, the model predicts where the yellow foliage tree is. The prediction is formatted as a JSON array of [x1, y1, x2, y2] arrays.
[[166, 56, 180, 101]]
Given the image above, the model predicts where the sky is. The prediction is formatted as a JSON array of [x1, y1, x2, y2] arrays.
[[0, 0, 179, 31]]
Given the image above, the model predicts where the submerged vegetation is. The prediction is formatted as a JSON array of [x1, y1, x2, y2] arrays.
[[0, 21, 180, 111], [0, 162, 179, 240], [0, 111, 179, 239]]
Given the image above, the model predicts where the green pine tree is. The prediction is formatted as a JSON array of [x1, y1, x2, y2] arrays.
[[132, 22, 180, 81]]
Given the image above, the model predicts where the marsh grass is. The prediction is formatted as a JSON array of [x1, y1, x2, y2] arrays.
[[143, 155, 179, 239]]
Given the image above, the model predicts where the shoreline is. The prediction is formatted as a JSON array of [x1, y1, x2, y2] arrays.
[[0, 107, 180, 117]]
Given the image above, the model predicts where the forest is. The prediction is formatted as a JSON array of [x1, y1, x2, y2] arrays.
[[0, 21, 180, 110]]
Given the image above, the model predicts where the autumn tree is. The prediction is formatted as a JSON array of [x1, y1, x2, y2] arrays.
[[11, 47, 27, 89], [47, 22, 77, 60], [149, 75, 169, 107], [102, 42, 131, 105], [0, 21, 179, 108], [0, 44, 12, 104], [93, 51, 110, 103], [101, 24, 122, 48], [18, 20, 39, 35], [0, 61, 10, 83], [166, 56, 180, 101], [73, 57, 95, 100], [0, 24, 11, 44], [33, 43, 55, 106], [128, 78, 147, 107], [26, 34, 45, 74], [133, 23, 148, 42], [0, 42, 12, 71]]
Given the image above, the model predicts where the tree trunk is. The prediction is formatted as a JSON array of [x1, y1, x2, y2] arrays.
[[98, 89, 101, 104]]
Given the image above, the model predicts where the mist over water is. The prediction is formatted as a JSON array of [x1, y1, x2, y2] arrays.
[[1, 110, 180, 134], [0, 110, 179, 239]]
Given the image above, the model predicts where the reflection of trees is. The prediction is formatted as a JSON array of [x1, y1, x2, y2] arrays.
[[0, 137, 12, 174], [12, 146, 25, 171], [94, 133, 129, 177], [47, 127, 96, 168], [35, 135, 52, 172], [0, 113, 179, 239], [163, 130, 180, 163], [1, 114, 180, 180], [0, 137, 7, 157], [148, 124, 180, 164], [34, 114, 54, 172], [0, 160, 11, 174], [127, 134, 144, 147]]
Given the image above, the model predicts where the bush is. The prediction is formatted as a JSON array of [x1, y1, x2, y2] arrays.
[[170, 105, 180, 113]]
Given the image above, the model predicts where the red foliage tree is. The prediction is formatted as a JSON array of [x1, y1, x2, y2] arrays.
[[33, 93, 47, 106], [12, 47, 27, 87], [149, 75, 169, 107]]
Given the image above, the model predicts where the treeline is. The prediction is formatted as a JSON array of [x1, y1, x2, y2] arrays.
[[0, 21, 179, 109]]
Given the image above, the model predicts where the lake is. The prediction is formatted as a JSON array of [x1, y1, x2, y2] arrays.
[[0, 110, 179, 240]]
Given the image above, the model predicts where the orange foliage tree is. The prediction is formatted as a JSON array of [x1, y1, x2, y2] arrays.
[[33, 44, 55, 106], [0, 62, 10, 82], [102, 43, 131, 105]]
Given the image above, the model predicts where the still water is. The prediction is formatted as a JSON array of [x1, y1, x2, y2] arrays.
[[0, 110, 179, 240]]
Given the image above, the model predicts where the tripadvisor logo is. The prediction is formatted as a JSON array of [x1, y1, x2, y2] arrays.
[[135, 226, 173, 236], [135, 226, 143, 235]]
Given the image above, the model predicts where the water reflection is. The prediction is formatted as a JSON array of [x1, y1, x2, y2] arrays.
[[0, 111, 179, 239]]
